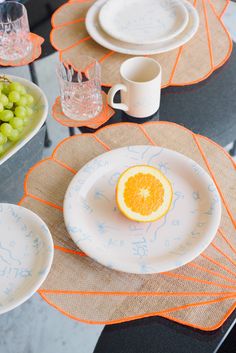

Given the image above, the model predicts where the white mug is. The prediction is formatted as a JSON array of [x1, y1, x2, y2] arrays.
[[108, 57, 162, 118]]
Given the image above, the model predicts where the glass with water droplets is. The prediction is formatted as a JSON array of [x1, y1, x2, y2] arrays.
[[56, 56, 103, 120], [0, 1, 32, 61]]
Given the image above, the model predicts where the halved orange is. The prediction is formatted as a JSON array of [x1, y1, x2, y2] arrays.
[[116, 165, 173, 222]]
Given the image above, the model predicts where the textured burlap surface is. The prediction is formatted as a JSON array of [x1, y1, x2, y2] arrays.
[[50, 0, 232, 87], [20, 122, 236, 330]]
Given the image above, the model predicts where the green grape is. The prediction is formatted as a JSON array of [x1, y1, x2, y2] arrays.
[[0, 82, 4, 90], [25, 94, 34, 106], [0, 94, 9, 106], [8, 128, 19, 142], [25, 106, 33, 116], [0, 109, 14, 122], [0, 103, 4, 112], [0, 144, 4, 154], [16, 96, 28, 107], [4, 101, 13, 109], [19, 86, 26, 95], [9, 82, 22, 93], [15, 106, 27, 118], [0, 123, 13, 137], [10, 117, 23, 130], [8, 91, 20, 103], [0, 132, 7, 145], [23, 116, 30, 126], [2, 83, 9, 95]]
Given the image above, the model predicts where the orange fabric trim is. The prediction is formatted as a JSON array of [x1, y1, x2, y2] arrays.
[[168, 46, 184, 85], [39, 289, 236, 297], [219, 0, 230, 17], [201, 253, 236, 278], [99, 51, 115, 63], [26, 193, 63, 212], [38, 291, 236, 329], [202, 0, 214, 70], [168, 0, 196, 85], [52, 157, 77, 174], [193, 134, 236, 228], [211, 243, 236, 269], [198, 134, 236, 169], [52, 133, 95, 157], [60, 36, 91, 56], [218, 228, 236, 256], [54, 18, 85, 29], [93, 135, 111, 151], [188, 262, 236, 286], [138, 125, 157, 145], [163, 271, 236, 290], [54, 245, 86, 256]]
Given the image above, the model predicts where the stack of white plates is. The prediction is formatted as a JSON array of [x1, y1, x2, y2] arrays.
[[85, 0, 199, 55]]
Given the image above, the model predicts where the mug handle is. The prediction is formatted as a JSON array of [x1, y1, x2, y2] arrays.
[[107, 84, 128, 111]]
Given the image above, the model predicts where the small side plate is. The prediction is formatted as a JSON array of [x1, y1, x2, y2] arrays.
[[0, 204, 54, 314]]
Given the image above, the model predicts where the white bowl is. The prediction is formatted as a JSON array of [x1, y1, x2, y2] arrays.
[[0, 74, 48, 166]]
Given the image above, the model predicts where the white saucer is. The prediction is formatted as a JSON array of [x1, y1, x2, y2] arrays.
[[64, 146, 221, 274], [0, 204, 54, 314], [98, 0, 189, 45], [85, 0, 199, 55]]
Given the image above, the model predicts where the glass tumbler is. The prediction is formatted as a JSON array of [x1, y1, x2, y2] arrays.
[[0, 1, 32, 61], [56, 56, 103, 121]]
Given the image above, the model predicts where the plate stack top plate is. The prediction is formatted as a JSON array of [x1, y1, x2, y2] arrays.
[[85, 0, 199, 55], [98, 0, 189, 45]]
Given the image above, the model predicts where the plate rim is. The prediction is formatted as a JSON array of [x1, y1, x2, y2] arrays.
[[64, 145, 222, 274], [0, 203, 54, 314], [98, 0, 189, 45], [85, 0, 199, 55]]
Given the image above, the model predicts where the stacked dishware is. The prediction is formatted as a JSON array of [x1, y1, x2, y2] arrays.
[[85, 0, 199, 55]]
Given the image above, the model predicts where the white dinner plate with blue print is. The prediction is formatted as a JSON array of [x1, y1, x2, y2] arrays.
[[0, 204, 54, 314], [64, 146, 221, 274], [98, 0, 189, 45]]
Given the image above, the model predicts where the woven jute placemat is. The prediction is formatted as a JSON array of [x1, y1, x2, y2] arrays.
[[19, 122, 236, 330], [50, 0, 232, 88]]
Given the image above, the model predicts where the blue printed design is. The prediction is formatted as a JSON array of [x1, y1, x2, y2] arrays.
[[132, 237, 148, 259], [64, 145, 221, 274], [97, 222, 118, 235], [0, 203, 53, 313]]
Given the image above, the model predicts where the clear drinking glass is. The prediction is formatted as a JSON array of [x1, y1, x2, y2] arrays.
[[56, 56, 103, 120], [0, 1, 32, 61]]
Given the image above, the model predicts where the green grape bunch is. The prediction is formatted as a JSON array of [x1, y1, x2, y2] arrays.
[[0, 76, 34, 155]]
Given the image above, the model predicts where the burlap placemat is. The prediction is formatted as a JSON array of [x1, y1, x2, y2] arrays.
[[19, 122, 236, 330], [52, 92, 115, 128], [0, 33, 44, 67], [50, 0, 232, 88]]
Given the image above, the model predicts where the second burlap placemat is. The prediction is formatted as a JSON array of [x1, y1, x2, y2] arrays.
[[19, 122, 236, 330], [50, 0, 232, 88]]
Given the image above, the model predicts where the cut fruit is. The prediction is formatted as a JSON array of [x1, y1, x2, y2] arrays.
[[116, 165, 173, 222]]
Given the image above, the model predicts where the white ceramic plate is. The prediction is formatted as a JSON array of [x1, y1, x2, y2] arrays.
[[0, 75, 48, 166], [99, 0, 189, 45], [64, 146, 221, 274], [0, 204, 54, 314], [85, 0, 199, 55]]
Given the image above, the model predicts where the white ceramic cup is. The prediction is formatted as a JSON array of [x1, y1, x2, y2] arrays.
[[108, 57, 162, 118]]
